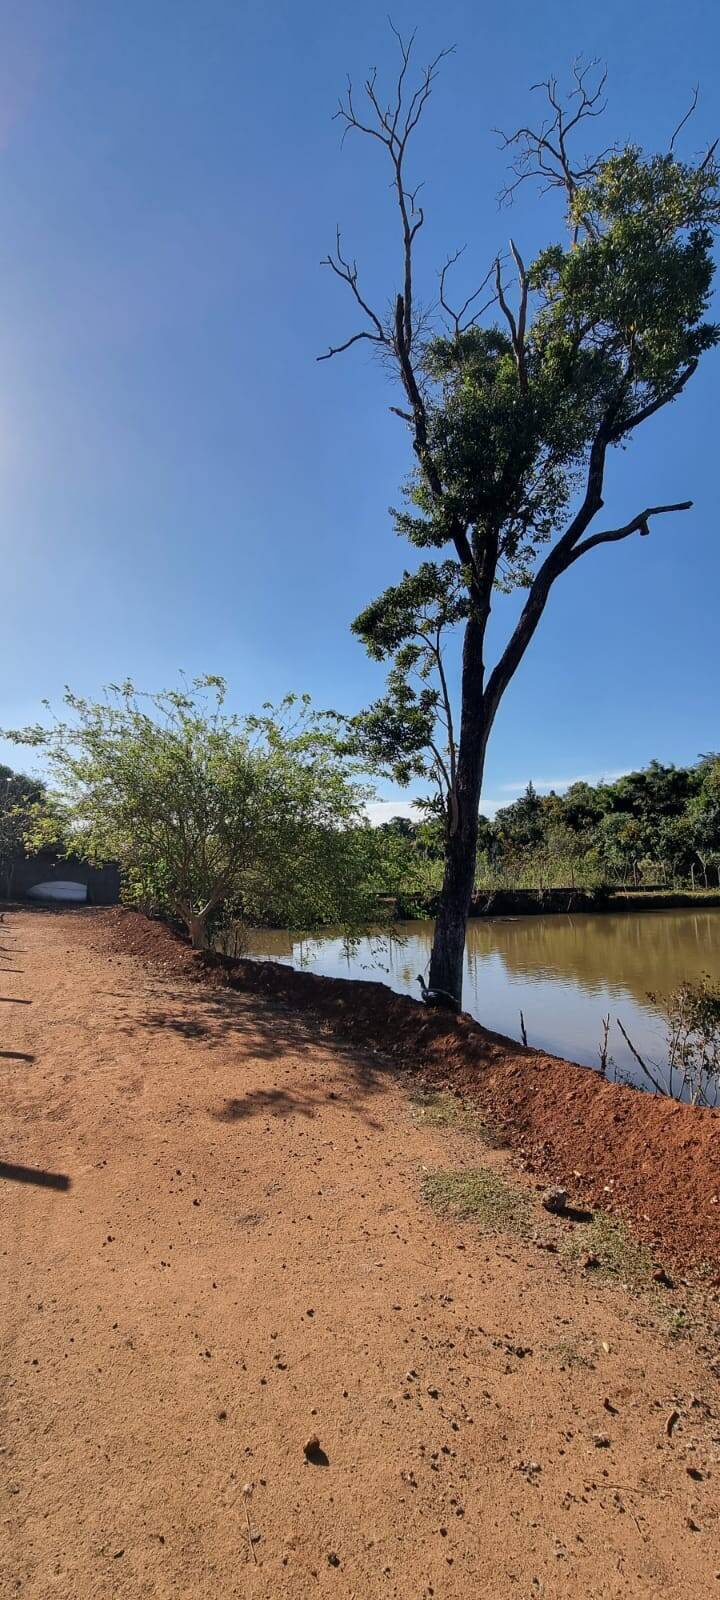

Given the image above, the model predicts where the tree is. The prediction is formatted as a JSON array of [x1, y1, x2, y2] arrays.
[[5, 679, 381, 948], [686, 755, 720, 885], [494, 782, 544, 854], [320, 30, 719, 1001], [0, 764, 46, 897]]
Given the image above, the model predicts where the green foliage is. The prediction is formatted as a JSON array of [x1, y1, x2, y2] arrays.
[[338, 59, 719, 862], [388, 145, 718, 580], [650, 973, 720, 1105], [422, 1166, 530, 1234], [373, 813, 446, 910], [481, 759, 720, 891], [351, 563, 465, 811], [4, 680, 384, 947], [0, 764, 49, 894]]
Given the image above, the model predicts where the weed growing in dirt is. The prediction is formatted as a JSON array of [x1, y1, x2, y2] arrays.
[[562, 1212, 654, 1288], [553, 1338, 596, 1370], [410, 1090, 488, 1136], [664, 1307, 691, 1340], [422, 1167, 530, 1235]]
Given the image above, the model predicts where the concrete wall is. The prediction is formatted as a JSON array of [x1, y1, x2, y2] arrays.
[[4, 853, 121, 906]]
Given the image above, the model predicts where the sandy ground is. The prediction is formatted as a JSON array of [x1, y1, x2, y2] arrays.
[[1, 907, 719, 1599]]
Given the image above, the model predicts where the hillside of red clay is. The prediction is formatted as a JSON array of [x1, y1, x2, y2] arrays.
[[98, 907, 720, 1270]]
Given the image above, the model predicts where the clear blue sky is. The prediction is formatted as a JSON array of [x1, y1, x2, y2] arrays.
[[1, 0, 718, 817]]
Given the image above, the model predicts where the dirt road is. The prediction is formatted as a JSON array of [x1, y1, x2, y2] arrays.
[[1, 908, 718, 1597]]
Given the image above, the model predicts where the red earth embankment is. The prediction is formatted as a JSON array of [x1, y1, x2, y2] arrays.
[[96, 908, 720, 1269]]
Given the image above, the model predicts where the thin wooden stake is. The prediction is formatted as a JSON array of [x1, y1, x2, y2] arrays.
[[242, 1482, 257, 1565]]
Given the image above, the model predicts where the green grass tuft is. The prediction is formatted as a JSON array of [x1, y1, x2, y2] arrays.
[[664, 1307, 691, 1341], [562, 1211, 654, 1288], [422, 1166, 530, 1234]]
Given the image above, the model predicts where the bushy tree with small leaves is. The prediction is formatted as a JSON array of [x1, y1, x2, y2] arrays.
[[321, 30, 719, 1001], [6, 680, 382, 948]]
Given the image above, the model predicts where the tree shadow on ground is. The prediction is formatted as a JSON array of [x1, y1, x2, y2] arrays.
[[214, 1080, 386, 1130], [108, 977, 399, 1128], [119, 983, 342, 1064]]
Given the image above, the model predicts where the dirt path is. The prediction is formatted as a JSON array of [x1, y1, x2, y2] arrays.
[[1, 908, 718, 1598]]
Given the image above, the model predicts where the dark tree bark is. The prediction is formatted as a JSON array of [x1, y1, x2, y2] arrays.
[[428, 618, 486, 998]]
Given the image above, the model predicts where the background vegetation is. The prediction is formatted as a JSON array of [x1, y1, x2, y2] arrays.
[[378, 754, 720, 903]]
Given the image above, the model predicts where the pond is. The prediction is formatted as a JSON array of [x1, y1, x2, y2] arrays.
[[244, 909, 720, 1103]]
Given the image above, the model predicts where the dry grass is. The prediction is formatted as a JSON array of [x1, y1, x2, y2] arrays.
[[562, 1211, 655, 1288], [410, 1089, 503, 1144], [422, 1166, 530, 1235]]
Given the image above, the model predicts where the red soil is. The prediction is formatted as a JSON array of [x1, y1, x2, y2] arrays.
[[3, 904, 720, 1598], [101, 907, 720, 1270]]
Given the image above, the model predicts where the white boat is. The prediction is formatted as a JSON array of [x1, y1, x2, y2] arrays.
[[26, 880, 88, 904]]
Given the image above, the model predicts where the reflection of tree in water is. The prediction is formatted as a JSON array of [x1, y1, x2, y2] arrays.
[[244, 912, 720, 1103], [463, 911, 720, 1009], [247, 913, 720, 1013]]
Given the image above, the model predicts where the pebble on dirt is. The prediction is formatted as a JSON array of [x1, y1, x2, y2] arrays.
[[303, 1435, 321, 1458], [541, 1186, 569, 1215]]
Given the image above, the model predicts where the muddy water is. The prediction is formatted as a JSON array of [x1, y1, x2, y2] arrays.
[[245, 909, 720, 1101]]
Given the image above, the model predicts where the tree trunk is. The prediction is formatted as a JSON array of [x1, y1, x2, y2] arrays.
[[187, 911, 208, 949], [429, 616, 486, 1004]]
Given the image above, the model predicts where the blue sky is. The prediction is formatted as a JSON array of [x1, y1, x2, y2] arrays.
[[0, 0, 718, 818]]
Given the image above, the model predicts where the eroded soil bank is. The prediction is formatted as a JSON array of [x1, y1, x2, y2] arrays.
[[101, 907, 720, 1271], [1, 905, 719, 1599]]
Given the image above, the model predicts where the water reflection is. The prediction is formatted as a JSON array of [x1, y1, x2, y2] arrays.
[[244, 911, 720, 1102]]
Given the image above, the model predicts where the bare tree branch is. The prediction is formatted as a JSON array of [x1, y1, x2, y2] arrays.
[[608, 360, 698, 439], [439, 248, 496, 335], [482, 360, 700, 740], [495, 255, 517, 341], [317, 227, 388, 361], [669, 85, 699, 154], [320, 26, 476, 588], [568, 501, 692, 563], [333, 33, 453, 354], [495, 59, 614, 238], [495, 244, 529, 391], [509, 240, 529, 389]]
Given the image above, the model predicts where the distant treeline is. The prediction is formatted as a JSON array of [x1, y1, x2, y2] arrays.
[[378, 756, 720, 899]]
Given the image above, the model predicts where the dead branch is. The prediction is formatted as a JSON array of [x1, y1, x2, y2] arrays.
[[598, 1013, 611, 1076], [669, 85, 699, 154], [331, 30, 453, 355], [496, 59, 614, 238], [568, 501, 692, 564], [495, 243, 529, 391], [439, 248, 497, 336], [616, 1016, 667, 1096], [317, 228, 388, 361]]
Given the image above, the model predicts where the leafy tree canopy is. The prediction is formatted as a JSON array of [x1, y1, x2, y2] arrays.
[[322, 33, 719, 999], [5, 679, 385, 947]]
